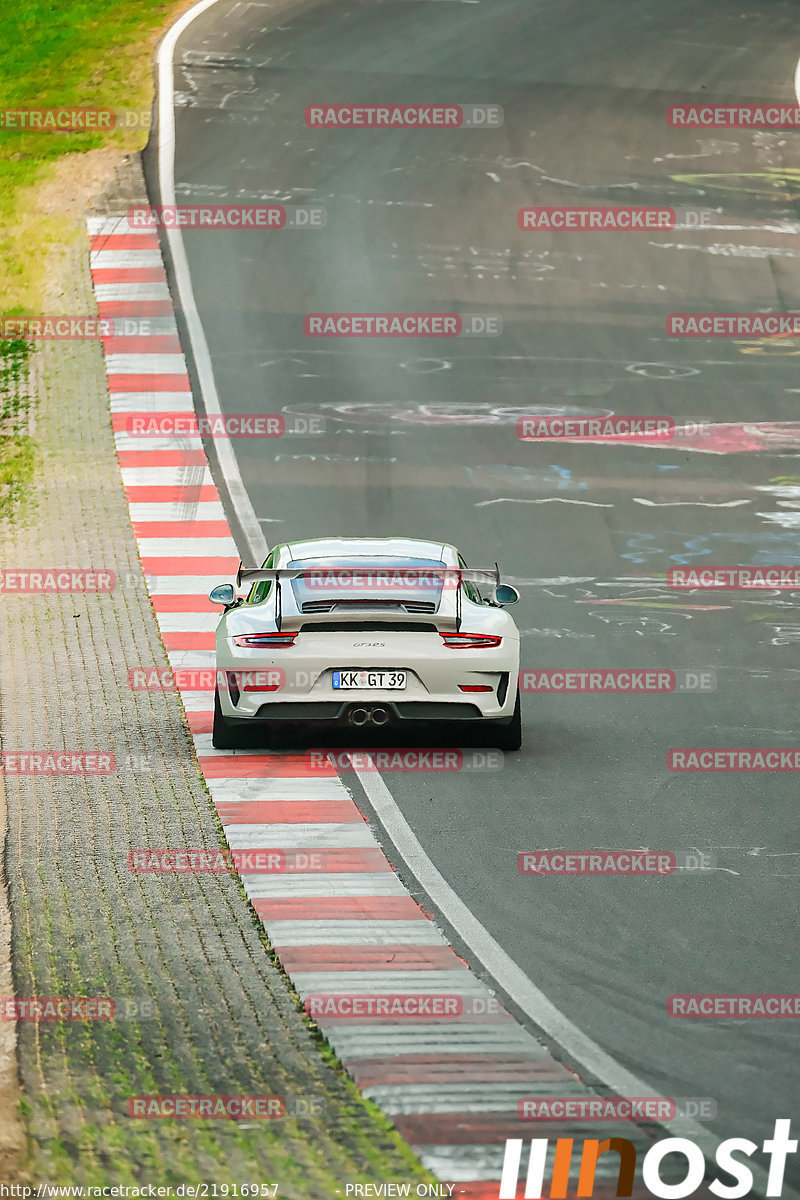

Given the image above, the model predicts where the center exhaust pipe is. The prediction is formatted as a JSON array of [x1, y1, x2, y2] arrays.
[[347, 706, 391, 727]]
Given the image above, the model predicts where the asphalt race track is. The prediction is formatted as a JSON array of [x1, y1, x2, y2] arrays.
[[144, 0, 800, 1182]]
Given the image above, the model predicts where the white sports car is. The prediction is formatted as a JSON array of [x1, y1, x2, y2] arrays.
[[209, 536, 522, 750]]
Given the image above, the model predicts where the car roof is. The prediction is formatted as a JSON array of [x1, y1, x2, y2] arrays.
[[276, 536, 457, 564]]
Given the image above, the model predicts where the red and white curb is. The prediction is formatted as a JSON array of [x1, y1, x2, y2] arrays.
[[88, 214, 658, 1199]]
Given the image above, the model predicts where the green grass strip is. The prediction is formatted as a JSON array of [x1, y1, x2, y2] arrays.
[[0, 0, 189, 311]]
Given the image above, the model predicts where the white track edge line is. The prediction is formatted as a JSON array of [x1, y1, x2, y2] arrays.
[[351, 757, 797, 1200], [155, 0, 268, 567]]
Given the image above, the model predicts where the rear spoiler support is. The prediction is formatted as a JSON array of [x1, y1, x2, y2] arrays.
[[234, 562, 503, 633]]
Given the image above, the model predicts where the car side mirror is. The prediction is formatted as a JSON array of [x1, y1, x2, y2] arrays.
[[493, 584, 520, 606], [209, 583, 236, 608]]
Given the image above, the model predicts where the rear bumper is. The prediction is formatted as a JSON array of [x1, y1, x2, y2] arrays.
[[222, 698, 496, 726], [215, 628, 520, 724]]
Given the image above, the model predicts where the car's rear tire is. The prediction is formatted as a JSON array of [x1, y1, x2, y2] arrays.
[[212, 685, 254, 750], [491, 693, 522, 751]]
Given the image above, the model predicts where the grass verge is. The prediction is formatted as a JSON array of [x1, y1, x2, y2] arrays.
[[0, 0, 192, 516], [0, 0, 193, 313], [0, 338, 34, 520]]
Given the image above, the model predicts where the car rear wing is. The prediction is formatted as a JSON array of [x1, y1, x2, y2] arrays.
[[235, 564, 501, 588], [234, 563, 502, 632]]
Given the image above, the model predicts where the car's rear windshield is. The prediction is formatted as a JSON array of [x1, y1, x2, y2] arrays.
[[287, 556, 448, 608]]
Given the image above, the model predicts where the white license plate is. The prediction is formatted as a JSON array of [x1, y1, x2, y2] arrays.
[[332, 670, 407, 690]]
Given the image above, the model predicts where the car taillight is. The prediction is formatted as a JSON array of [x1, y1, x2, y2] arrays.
[[440, 633, 502, 649], [232, 632, 298, 648], [458, 684, 494, 692]]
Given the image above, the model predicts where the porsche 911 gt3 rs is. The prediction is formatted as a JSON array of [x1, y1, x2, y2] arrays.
[[209, 537, 522, 750]]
